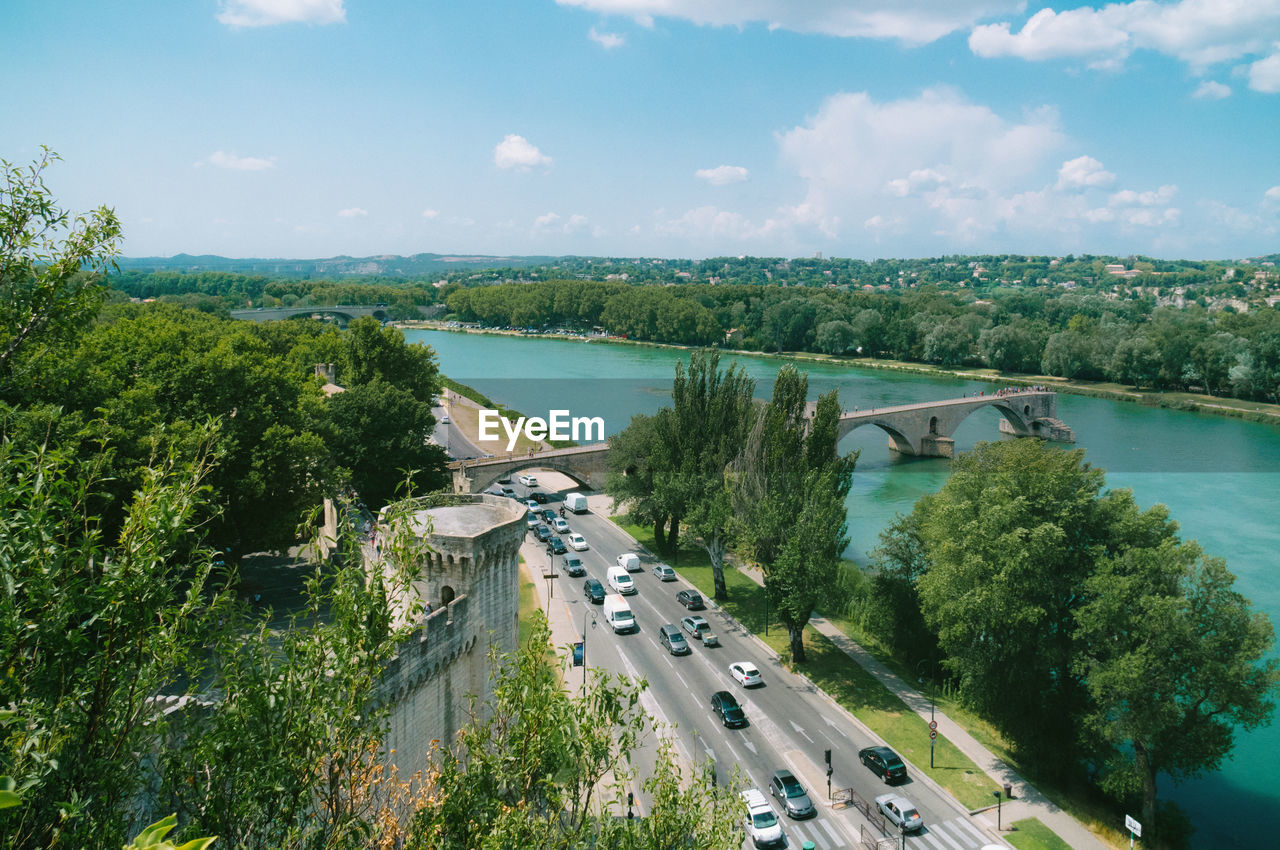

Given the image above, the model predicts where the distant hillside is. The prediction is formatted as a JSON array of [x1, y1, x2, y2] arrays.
[[115, 252, 559, 278]]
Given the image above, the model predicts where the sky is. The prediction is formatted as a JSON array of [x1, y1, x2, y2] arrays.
[[4, 0, 1280, 261]]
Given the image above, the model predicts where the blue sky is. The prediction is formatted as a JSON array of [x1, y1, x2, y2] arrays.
[[4, 0, 1279, 260]]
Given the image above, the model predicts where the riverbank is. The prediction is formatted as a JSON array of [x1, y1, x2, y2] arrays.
[[404, 321, 1280, 427]]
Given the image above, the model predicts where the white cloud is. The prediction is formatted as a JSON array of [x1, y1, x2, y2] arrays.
[[204, 151, 276, 171], [493, 134, 553, 170], [534, 212, 594, 235], [217, 0, 345, 27], [337, 207, 368, 217], [695, 165, 750, 185], [1109, 185, 1178, 206], [970, 1, 1280, 78], [1056, 155, 1115, 190], [421, 209, 440, 219], [1248, 52, 1280, 92], [1192, 80, 1232, 99], [655, 205, 780, 241], [1265, 185, 1280, 201], [556, 0, 1023, 45], [589, 26, 625, 48], [775, 88, 1065, 242]]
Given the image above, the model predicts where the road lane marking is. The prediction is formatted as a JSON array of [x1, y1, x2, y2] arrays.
[[927, 820, 969, 850], [817, 816, 843, 845], [951, 817, 992, 845], [674, 669, 689, 690], [822, 714, 848, 737], [911, 828, 948, 850], [790, 719, 815, 743]]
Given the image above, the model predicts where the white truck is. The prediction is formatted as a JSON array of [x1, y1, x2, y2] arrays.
[[602, 594, 637, 634], [564, 492, 589, 514], [616, 552, 641, 573]]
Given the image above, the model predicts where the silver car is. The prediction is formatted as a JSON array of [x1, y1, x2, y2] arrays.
[[875, 793, 923, 833], [769, 770, 815, 819]]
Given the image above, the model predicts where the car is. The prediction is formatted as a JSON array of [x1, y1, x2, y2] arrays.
[[859, 746, 908, 784], [526, 515, 540, 530], [710, 690, 747, 728], [681, 615, 719, 646], [562, 556, 586, 577], [676, 589, 704, 610], [501, 486, 517, 499], [583, 578, 605, 604], [768, 770, 815, 819], [534, 524, 553, 542], [519, 474, 538, 487], [540, 509, 557, 524], [525, 499, 540, 512], [496, 473, 511, 484], [546, 537, 567, 555], [567, 533, 588, 551], [658, 624, 691, 656], [652, 563, 675, 581], [529, 491, 549, 504], [741, 788, 784, 848], [874, 794, 923, 833], [729, 661, 763, 687], [440, 414, 450, 424], [552, 517, 570, 534]]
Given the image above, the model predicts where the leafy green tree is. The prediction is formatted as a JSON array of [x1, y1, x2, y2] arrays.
[[864, 511, 936, 663], [1075, 540, 1278, 838], [1110, 335, 1162, 389], [406, 613, 742, 849], [814, 319, 856, 355], [606, 413, 672, 550], [0, 148, 121, 384], [978, 321, 1045, 373], [342, 316, 441, 404], [0, 434, 230, 848]]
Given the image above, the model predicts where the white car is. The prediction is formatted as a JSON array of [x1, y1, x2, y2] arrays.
[[729, 661, 762, 688], [567, 533, 588, 551], [875, 794, 923, 833], [519, 474, 538, 487], [440, 413, 450, 424], [741, 788, 784, 848]]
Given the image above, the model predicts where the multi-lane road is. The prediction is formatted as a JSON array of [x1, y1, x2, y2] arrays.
[[515, 478, 1007, 850]]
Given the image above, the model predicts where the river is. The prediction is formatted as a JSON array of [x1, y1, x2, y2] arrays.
[[405, 327, 1280, 846]]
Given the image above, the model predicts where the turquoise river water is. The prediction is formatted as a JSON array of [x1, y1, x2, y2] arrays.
[[406, 328, 1280, 846]]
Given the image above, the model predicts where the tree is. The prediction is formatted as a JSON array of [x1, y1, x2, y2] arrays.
[[1110, 335, 1161, 389], [814, 319, 855, 355], [730, 366, 856, 662], [605, 413, 671, 550], [0, 148, 121, 383], [1075, 541, 1278, 839], [406, 613, 742, 849]]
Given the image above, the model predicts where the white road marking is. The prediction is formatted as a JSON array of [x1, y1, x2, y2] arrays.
[[817, 816, 843, 845], [822, 714, 848, 737], [911, 828, 948, 850], [952, 817, 993, 845], [741, 737, 756, 754], [790, 720, 815, 743], [926, 820, 970, 850]]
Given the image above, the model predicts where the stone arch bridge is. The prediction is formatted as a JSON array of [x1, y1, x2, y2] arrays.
[[450, 390, 1073, 493], [230, 304, 441, 324]]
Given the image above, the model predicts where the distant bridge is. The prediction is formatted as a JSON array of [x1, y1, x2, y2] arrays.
[[230, 304, 442, 324], [449, 390, 1073, 493]]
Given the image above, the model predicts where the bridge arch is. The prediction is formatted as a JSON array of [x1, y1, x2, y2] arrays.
[[840, 419, 917, 455]]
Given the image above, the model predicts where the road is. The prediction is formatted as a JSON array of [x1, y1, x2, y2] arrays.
[[432, 403, 487, 461], [516, 478, 1008, 850]]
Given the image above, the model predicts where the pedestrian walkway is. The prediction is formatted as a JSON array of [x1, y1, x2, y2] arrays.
[[731, 563, 1110, 850]]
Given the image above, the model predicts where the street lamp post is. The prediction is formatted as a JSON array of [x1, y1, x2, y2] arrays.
[[581, 609, 597, 691], [916, 660, 936, 768], [993, 790, 1002, 831]]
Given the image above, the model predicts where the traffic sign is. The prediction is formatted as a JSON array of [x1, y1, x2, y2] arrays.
[[1125, 814, 1142, 837], [929, 720, 938, 731], [929, 729, 937, 740]]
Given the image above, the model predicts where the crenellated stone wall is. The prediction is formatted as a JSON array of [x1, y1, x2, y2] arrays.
[[373, 493, 526, 778]]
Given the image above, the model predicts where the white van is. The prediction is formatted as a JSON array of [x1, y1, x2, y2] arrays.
[[742, 788, 784, 848], [602, 594, 636, 633], [565, 492, 589, 514], [616, 552, 641, 573], [606, 566, 636, 595]]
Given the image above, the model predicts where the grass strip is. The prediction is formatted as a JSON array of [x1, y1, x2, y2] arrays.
[[1006, 818, 1075, 850]]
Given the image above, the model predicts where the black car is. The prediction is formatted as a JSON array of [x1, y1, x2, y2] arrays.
[[676, 589, 705, 610], [534, 524, 553, 542], [710, 690, 747, 728], [583, 578, 605, 604], [530, 492, 549, 504], [540, 508, 557, 524], [769, 770, 816, 819], [859, 746, 908, 784], [546, 537, 567, 555], [563, 556, 586, 577]]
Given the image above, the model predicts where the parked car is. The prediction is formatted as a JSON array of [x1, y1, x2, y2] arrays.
[[658, 624, 691, 656], [729, 661, 763, 687], [652, 563, 675, 581], [875, 794, 923, 833], [681, 615, 719, 646], [769, 770, 815, 820], [676, 589, 704, 610], [583, 578, 605, 604], [741, 788, 784, 848], [552, 517, 570, 534], [859, 746, 908, 784], [534, 524, 553, 542], [567, 533, 588, 551], [546, 537, 567, 555], [519, 474, 538, 487], [562, 556, 586, 577], [710, 690, 747, 728]]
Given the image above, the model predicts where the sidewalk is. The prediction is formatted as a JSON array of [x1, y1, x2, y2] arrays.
[[731, 563, 1110, 850]]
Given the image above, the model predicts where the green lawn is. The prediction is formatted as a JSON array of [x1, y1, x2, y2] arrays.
[[1007, 818, 1075, 850], [615, 517, 1000, 811]]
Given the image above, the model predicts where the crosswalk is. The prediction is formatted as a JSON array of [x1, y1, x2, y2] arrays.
[[778, 814, 1005, 850]]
